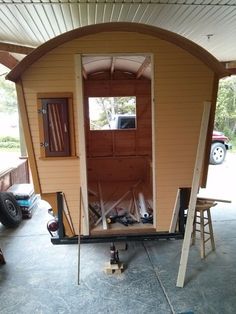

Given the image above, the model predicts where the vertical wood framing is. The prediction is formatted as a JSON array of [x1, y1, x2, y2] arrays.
[[202, 74, 219, 187], [75, 54, 89, 236], [16, 81, 41, 194], [169, 188, 180, 233], [176, 101, 211, 288], [98, 182, 108, 230], [151, 53, 157, 228]]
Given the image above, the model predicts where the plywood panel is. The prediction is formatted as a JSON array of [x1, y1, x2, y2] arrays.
[[87, 156, 149, 182]]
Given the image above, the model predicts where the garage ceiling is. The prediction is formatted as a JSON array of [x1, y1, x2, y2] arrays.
[[0, 0, 236, 73]]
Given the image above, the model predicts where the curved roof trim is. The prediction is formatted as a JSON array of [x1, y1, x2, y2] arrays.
[[6, 22, 228, 82]]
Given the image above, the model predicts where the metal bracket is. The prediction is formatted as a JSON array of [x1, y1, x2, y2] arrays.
[[38, 108, 47, 114], [40, 142, 49, 148]]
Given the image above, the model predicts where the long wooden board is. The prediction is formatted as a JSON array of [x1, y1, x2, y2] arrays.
[[176, 101, 211, 288]]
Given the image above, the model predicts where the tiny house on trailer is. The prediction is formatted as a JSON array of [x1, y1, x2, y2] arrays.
[[6, 23, 227, 243]]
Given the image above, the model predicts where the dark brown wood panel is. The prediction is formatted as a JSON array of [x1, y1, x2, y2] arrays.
[[84, 78, 152, 158]]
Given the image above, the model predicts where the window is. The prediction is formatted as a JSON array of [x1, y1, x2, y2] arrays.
[[88, 96, 136, 130], [38, 95, 75, 157]]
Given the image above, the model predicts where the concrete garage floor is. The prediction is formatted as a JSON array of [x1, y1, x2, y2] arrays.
[[0, 154, 236, 314]]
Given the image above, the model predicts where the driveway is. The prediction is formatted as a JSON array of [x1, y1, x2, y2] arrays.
[[201, 151, 236, 202]]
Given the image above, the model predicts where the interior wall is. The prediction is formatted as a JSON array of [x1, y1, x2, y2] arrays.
[[84, 79, 152, 158]]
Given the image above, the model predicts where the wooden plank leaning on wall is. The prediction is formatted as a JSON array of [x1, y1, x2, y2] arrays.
[[15, 80, 41, 194], [176, 101, 211, 288]]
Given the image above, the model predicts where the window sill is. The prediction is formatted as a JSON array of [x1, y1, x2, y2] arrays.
[[39, 156, 79, 161]]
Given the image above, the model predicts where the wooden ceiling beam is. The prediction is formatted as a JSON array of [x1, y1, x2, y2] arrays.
[[82, 66, 87, 80], [136, 56, 151, 79], [222, 61, 236, 75], [111, 57, 116, 76], [0, 42, 34, 55], [0, 51, 19, 69]]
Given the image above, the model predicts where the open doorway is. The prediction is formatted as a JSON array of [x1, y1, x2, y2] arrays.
[[82, 54, 155, 235]]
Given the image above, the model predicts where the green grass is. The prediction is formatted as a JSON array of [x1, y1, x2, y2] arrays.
[[0, 136, 20, 151]]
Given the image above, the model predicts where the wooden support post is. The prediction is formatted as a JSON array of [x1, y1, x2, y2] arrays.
[[176, 102, 211, 288], [78, 187, 82, 285], [169, 189, 180, 233], [62, 193, 76, 236], [95, 180, 141, 226], [98, 182, 108, 230]]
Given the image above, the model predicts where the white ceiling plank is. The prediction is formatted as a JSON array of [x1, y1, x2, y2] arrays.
[[130, 4, 149, 23], [23, 5, 50, 42], [0, 6, 34, 42], [61, 3, 74, 30], [70, 3, 81, 28], [50, 4, 68, 33], [102, 4, 114, 22], [35, 5, 60, 38], [94, 3, 105, 24], [125, 4, 140, 22], [0, 10, 26, 44], [87, 3, 96, 24], [109, 4, 122, 22], [79, 4, 88, 26]]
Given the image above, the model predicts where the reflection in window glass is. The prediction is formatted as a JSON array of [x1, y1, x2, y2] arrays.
[[88, 97, 136, 130]]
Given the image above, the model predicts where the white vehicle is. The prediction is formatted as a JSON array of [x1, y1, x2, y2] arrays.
[[109, 114, 136, 129]]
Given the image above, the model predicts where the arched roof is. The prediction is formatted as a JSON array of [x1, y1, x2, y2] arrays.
[[6, 22, 228, 82]]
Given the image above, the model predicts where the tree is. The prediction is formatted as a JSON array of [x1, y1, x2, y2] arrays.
[[89, 96, 136, 130], [215, 76, 236, 138], [0, 76, 17, 113]]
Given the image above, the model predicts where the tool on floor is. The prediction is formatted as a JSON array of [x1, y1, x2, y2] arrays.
[[107, 213, 137, 226], [104, 242, 124, 274]]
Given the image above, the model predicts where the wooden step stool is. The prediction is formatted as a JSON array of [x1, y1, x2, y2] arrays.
[[192, 200, 217, 259]]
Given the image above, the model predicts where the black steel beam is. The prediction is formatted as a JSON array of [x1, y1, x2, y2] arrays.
[[51, 232, 184, 245], [57, 192, 65, 239]]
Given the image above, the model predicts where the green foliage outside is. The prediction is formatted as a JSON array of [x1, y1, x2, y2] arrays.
[[0, 76, 17, 113], [215, 76, 236, 147], [89, 96, 136, 130], [0, 136, 20, 149], [0, 76, 19, 151]]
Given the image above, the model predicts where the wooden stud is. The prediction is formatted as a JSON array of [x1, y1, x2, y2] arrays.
[[0, 42, 34, 54], [200, 210, 205, 259], [62, 193, 76, 236], [169, 188, 180, 233], [98, 182, 108, 230], [75, 54, 89, 236], [0, 51, 18, 69], [15, 81, 41, 194], [95, 180, 141, 226], [176, 101, 211, 288], [197, 196, 231, 203], [207, 208, 215, 251], [136, 56, 151, 79]]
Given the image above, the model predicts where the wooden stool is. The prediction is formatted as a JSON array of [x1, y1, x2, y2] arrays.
[[192, 201, 217, 259]]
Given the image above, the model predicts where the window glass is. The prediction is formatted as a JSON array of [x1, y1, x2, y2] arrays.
[[88, 96, 136, 130]]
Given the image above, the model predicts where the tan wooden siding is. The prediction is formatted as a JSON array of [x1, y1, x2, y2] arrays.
[[21, 31, 214, 233]]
